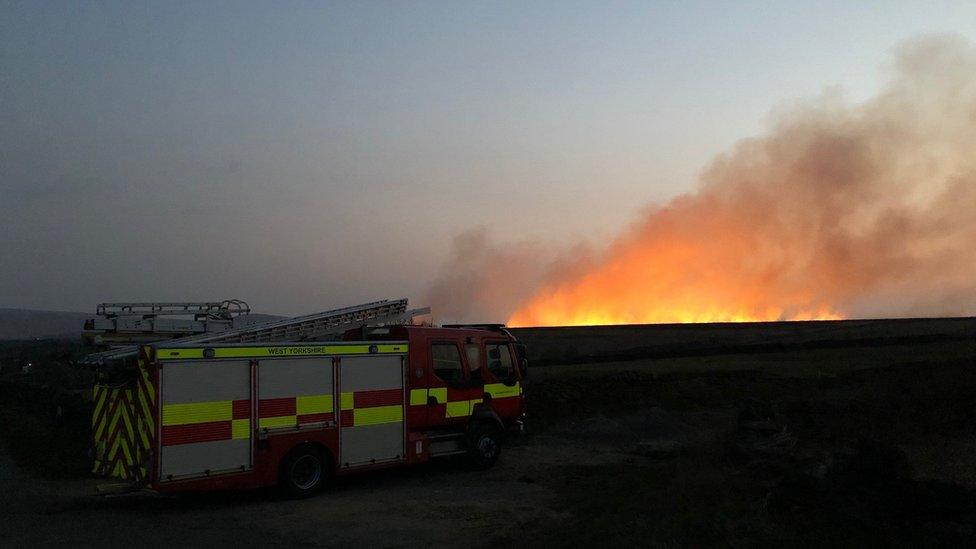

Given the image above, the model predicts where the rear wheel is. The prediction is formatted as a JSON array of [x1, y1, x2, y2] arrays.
[[279, 446, 328, 498], [467, 423, 502, 470]]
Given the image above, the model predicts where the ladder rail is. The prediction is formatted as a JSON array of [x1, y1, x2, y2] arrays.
[[96, 300, 251, 317], [177, 299, 406, 344], [80, 299, 427, 365]]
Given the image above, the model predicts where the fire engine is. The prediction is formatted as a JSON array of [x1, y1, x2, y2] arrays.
[[81, 299, 526, 496]]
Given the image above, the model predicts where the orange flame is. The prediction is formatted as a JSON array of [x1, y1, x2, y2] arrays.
[[507, 197, 847, 327], [507, 255, 843, 327]]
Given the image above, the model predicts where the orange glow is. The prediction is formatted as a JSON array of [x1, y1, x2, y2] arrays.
[[510, 304, 841, 327], [508, 265, 843, 327], [507, 208, 846, 327], [508, 275, 843, 326]]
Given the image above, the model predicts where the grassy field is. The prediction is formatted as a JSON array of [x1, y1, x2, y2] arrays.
[[1, 322, 975, 546], [0, 340, 93, 477], [511, 317, 976, 365], [518, 337, 976, 545]]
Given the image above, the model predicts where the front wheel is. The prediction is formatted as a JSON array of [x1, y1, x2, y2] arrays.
[[279, 446, 328, 498], [467, 423, 502, 470]]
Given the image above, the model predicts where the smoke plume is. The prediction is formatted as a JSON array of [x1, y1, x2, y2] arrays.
[[426, 229, 555, 323], [429, 36, 976, 326]]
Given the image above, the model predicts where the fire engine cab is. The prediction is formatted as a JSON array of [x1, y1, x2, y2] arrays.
[[86, 313, 526, 497]]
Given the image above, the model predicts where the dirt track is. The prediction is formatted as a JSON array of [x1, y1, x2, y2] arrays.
[[1, 431, 630, 546]]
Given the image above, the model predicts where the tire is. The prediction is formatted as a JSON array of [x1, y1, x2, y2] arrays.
[[279, 446, 328, 498], [467, 423, 502, 470]]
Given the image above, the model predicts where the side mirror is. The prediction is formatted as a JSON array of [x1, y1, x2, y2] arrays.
[[513, 342, 528, 379]]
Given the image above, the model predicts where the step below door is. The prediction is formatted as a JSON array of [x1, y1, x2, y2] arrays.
[[338, 355, 405, 468]]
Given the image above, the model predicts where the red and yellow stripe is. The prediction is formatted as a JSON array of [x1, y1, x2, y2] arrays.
[[160, 388, 410, 446], [160, 393, 338, 445], [161, 399, 251, 446], [339, 389, 403, 427], [257, 394, 335, 429], [407, 382, 522, 418]]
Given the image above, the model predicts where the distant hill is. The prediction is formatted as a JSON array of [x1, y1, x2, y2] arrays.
[[0, 309, 92, 340], [0, 309, 286, 340]]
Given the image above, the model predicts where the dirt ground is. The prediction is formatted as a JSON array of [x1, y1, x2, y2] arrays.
[[2, 335, 976, 547], [0, 438, 561, 546]]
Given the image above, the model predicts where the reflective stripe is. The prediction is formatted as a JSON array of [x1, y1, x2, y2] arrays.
[[296, 394, 333, 415], [162, 401, 232, 426], [156, 343, 407, 360], [409, 382, 520, 415], [259, 397, 296, 417], [445, 398, 485, 418], [259, 415, 296, 429], [162, 421, 231, 446], [91, 383, 147, 481], [231, 419, 250, 439], [111, 435, 132, 464], [232, 399, 250, 419], [340, 392, 354, 411], [409, 388, 427, 406], [354, 405, 403, 426], [298, 412, 334, 423], [259, 395, 333, 428], [354, 388, 401, 408], [446, 400, 469, 418], [485, 382, 521, 399], [428, 387, 447, 404]]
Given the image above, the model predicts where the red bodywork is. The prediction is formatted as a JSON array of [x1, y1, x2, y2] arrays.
[[148, 326, 525, 493]]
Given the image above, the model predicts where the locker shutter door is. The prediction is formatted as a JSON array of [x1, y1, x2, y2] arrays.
[[159, 360, 251, 480], [338, 355, 405, 467], [258, 358, 335, 432]]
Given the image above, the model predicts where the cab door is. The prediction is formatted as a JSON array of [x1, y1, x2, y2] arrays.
[[482, 340, 523, 422], [425, 339, 483, 427]]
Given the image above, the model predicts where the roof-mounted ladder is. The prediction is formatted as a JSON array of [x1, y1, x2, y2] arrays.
[[81, 298, 429, 365], [83, 300, 252, 345]]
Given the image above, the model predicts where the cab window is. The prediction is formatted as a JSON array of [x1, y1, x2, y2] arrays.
[[465, 343, 482, 379], [431, 343, 464, 382], [486, 343, 515, 379]]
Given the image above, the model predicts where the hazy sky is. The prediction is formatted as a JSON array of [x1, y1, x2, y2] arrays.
[[3, 1, 976, 315]]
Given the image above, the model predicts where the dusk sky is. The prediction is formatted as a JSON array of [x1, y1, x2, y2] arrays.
[[3, 1, 976, 317]]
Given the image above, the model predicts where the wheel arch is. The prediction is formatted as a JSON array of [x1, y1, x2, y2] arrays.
[[280, 440, 335, 475], [469, 403, 504, 433]]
